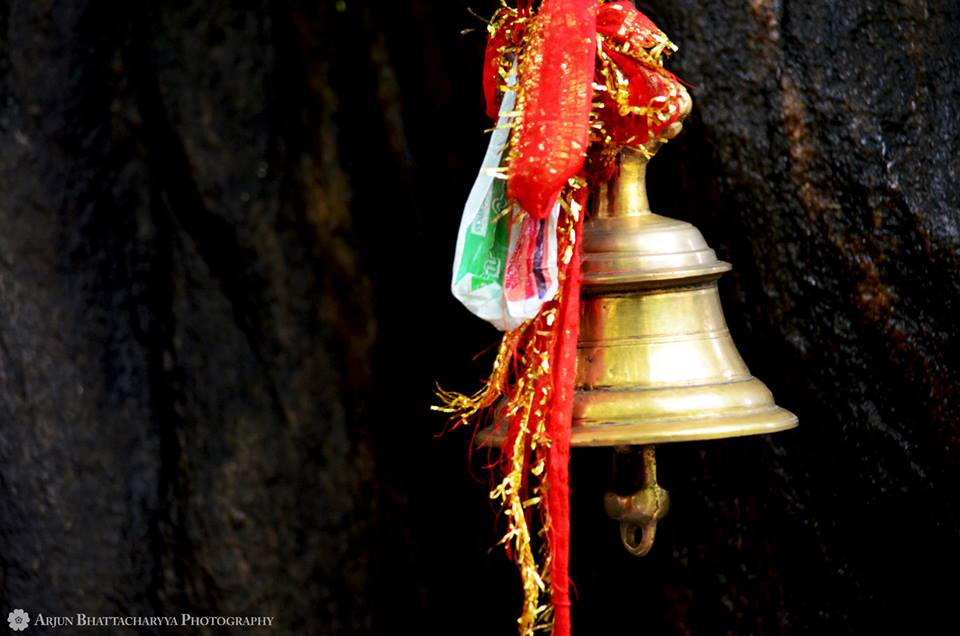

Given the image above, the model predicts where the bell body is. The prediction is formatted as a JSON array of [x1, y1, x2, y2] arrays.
[[570, 151, 797, 446]]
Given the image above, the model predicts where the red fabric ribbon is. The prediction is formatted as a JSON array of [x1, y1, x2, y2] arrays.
[[507, 0, 598, 220], [482, 9, 520, 121], [595, 2, 684, 147], [544, 190, 585, 636], [484, 1, 684, 216]]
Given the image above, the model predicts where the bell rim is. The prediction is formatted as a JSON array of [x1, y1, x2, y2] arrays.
[[569, 406, 798, 447], [476, 407, 798, 448]]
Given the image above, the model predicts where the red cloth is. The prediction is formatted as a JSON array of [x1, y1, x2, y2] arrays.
[[507, 0, 598, 220], [482, 10, 518, 121], [545, 193, 585, 636], [594, 2, 685, 152]]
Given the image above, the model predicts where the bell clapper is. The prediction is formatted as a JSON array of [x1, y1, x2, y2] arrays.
[[604, 445, 670, 556]]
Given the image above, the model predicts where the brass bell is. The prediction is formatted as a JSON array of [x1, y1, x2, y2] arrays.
[[576, 146, 798, 555]]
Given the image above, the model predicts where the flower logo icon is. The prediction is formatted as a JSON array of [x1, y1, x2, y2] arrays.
[[7, 610, 29, 631]]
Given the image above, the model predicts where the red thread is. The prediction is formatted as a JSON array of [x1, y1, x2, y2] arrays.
[[545, 194, 585, 636]]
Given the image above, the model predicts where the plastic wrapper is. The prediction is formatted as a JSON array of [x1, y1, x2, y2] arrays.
[[451, 64, 559, 330]]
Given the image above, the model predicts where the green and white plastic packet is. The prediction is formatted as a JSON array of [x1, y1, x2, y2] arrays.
[[451, 65, 519, 330], [452, 61, 561, 331]]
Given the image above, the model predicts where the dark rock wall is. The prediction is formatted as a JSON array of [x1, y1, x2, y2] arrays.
[[1, 1, 375, 633], [630, 1, 960, 633], [0, 1, 957, 635]]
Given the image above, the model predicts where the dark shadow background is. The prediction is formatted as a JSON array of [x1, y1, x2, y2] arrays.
[[1, 1, 958, 635]]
